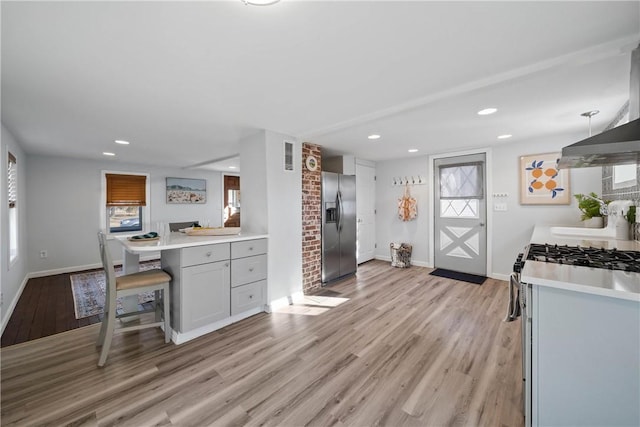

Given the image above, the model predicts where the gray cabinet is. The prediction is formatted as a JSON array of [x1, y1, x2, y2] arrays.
[[531, 285, 640, 426], [162, 238, 267, 338], [181, 260, 230, 331], [231, 240, 267, 315]]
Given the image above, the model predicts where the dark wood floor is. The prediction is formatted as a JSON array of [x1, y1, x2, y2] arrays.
[[1, 271, 102, 347], [1, 261, 523, 426], [1, 262, 156, 347]]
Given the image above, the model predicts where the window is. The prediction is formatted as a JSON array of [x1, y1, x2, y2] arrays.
[[613, 164, 637, 190], [8, 152, 17, 262], [439, 162, 483, 219], [103, 172, 148, 234], [284, 141, 294, 171]]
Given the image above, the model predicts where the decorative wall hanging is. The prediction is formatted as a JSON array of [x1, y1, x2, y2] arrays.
[[166, 177, 206, 204], [519, 152, 570, 205], [398, 184, 418, 221], [305, 155, 318, 171]]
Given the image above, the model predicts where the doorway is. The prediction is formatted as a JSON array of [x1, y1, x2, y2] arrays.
[[433, 153, 487, 276], [223, 175, 240, 227], [356, 161, 376, 264]]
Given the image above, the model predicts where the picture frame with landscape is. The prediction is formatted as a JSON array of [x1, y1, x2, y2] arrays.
[[166, 177, 206, 204]]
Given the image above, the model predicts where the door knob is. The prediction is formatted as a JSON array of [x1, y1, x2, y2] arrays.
[[479, 222, 485, 227]]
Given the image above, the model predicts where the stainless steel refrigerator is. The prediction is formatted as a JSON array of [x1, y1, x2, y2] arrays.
[[322, 172, 357, 283]]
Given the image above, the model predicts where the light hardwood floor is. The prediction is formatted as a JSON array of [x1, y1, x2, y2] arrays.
[[1, 261, 523, 426]]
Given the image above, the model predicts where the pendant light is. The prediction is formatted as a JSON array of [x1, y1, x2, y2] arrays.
[[581, 110, 600, 136]]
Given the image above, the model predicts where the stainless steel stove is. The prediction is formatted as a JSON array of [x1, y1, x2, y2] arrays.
[[525, 243, 640, 273]]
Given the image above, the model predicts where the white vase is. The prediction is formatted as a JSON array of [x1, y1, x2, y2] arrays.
[[583, 217, 604, 228]]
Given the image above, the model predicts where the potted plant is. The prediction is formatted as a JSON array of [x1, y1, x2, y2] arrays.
[[626, 205, 637, 240], [574, 192, 608, 228]]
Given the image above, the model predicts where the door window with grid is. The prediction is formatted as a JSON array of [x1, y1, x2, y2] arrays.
[[439, 162, 483, 218]]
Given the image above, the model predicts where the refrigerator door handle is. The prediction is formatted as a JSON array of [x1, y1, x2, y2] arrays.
[[335, 192, 341, 231], [337, 190, 344, 231]]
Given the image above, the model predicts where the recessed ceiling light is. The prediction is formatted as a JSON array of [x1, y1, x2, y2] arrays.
[[229, 166, 237, 169], [114, 140, 130, 145], [103, 152, 115, 156], [497, 134, 512, 139], [477, 108, 498, 116], [408, 149, 419, 153], [242, 0, 280, 5], [368, 134, 381, 140]]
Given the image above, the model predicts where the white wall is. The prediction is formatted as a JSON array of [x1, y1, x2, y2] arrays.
[[375, 156, 430, 266], [490, 136, 600, 277], [26, 154, 222, 275], [240, 130, 303, 305], [375, 135, 602, 278], [239, 131, 268, 234], [1, 124, 29, 332]]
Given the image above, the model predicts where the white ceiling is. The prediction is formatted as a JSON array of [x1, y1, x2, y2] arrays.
[[2, 1, 639, 172]]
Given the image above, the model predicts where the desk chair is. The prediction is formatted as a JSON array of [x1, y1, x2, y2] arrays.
[[96, 232, 172, 367]]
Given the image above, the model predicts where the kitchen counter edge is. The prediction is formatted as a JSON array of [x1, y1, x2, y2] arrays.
[[521, 225, 640, 302]]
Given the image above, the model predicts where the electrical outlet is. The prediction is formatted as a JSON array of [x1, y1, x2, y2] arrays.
[[494, 203, 508, 212], [39, 250, 48, 259]]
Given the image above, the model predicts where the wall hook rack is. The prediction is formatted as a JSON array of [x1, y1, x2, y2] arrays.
[[392, 175, 425, 186]]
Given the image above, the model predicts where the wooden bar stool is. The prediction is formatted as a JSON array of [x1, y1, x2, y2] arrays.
[[96, 232, 172, 367]]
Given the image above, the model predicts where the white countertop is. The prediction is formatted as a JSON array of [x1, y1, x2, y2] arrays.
[[116, 231, 269, 253], [521, 226, 640, 302]]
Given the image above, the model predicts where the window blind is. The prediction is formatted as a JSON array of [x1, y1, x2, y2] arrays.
[[8, 152, 16, 208], [439, 162, 483, 199], [106, 174, 147, 206]]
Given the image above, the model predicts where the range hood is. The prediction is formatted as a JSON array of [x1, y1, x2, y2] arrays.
[[559, 44, 640, 169], [558, 118, 640, 168]]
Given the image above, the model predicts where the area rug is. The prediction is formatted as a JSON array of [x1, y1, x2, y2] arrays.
[[429, 268, 486, 285], [70, 261, 160, 319]]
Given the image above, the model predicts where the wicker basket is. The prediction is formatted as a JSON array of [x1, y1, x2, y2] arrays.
[[390, 243, 412, 268]]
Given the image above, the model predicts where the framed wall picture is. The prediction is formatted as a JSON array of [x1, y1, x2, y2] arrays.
[[519, 152, 570, 205], [166, 177, 206, 204]]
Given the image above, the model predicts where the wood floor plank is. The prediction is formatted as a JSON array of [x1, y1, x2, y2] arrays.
[[1, 261, 523, 427]]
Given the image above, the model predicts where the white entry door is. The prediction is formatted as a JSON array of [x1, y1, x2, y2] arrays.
[[434, 153, 487, 276], [356, 161, 376, 264]]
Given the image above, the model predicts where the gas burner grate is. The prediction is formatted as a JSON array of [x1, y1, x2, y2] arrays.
[[526, 243, 640, 273]]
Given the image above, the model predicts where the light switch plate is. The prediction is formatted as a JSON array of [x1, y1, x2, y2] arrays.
[[494, 203, 508, 211]]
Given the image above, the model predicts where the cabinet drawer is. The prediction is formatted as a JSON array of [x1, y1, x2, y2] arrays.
[[231, 254, 267, 287], [231, 239, 267, 259], [182, 243, 230, 267], [231, 280, 265, 316]]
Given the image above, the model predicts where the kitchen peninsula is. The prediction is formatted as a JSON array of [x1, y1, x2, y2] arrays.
[[117, 232, 269, 344], [519, 225, 640, 427]]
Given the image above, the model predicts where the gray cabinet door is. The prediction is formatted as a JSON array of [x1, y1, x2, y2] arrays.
[[181, 260, 230, 331]]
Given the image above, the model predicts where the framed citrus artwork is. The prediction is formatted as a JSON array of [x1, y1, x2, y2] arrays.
[[519, 152, 570, 205]]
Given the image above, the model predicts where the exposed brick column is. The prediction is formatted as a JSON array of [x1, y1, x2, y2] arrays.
[[302, 143, 322, 294]]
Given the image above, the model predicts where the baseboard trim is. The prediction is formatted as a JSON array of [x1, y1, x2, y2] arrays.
[[171, 307, 264, 345], [374, 255, 432, 268], [489, 273, 510, 282], [268, 291, 305, 312], [28, 255, 160, 278], [1, 274, 29, 336]]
